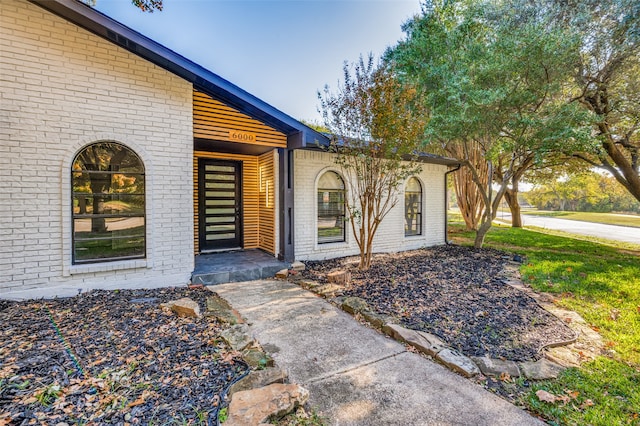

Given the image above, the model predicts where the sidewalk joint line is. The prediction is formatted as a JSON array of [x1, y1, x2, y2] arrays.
[[305, 350, 407, 384]]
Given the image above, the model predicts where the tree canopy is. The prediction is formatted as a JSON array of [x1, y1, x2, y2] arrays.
[[387, 0, 592, 246], [546, 0, 640, 202]]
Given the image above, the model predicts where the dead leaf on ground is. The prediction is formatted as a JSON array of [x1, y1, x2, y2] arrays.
[[128, 390, 152, 408], [565, 389, 579, 400], [536, 390, 558, 403], [579, 399, 595, 410]]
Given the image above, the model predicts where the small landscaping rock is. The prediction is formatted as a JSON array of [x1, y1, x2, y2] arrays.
[[298, 279, 320, 290], [243, 348, 275, 369], [275, 269, 289, 279], [290, 261, 305, 271], [520, 358, 566, 380], [327, 270, 351, 285], [226, 383, 309, 426], [229, 368, 288, 397], [361, 310, 390, 329], [221, 324, 254, 352], [544, 346, 582, 367], [413, 330, 447, 356], [314, 284, 343, 298], [383, 324, 446, 357], [472, 356, 521, 378], [161, 297, 201, 318], [341, 297, 370, 315], [436, 348, 480, 377]]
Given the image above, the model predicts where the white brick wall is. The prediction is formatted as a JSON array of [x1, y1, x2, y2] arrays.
[[293, 150, 447, 261], [0, 0, 194, 299]]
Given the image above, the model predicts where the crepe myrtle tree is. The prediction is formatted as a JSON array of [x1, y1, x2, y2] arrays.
[[318, 54, 427, 270]]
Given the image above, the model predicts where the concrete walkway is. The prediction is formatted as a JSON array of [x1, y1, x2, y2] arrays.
[[214, 279, 544, 426]]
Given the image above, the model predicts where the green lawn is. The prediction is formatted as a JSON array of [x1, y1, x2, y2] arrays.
[[450, 219, 640, 425], [521, 210, 640, 228]]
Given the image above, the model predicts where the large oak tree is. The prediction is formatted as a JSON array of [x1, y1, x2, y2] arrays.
[[388, 0, 590, 246]]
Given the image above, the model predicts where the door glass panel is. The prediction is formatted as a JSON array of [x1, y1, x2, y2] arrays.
[[205, 182, 235, 189], [206, 174, 235, 181], [205, 199, 235, 206], [205, 191, 235, 197], [206, 233, 236, 240], [205, 165, 235, 172], [206, 208, 235, 215]]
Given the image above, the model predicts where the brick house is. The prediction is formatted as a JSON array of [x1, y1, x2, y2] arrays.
[[0, 0, 458, 299]]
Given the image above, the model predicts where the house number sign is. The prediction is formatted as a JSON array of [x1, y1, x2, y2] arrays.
[[229, 130, 256, 143]]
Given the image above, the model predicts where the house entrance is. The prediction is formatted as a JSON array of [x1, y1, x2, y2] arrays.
[[198, 159, 242, 252]]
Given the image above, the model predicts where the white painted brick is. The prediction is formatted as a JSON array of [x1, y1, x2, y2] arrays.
[[0, 0, 194, 297], [293, 150, 448, 261]]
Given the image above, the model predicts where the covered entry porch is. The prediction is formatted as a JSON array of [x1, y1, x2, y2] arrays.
[[193, 89, 282, 259]]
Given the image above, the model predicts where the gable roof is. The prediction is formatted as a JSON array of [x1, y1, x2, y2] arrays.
[[27, 0, 459, 167], [29, 0, 329, 148]]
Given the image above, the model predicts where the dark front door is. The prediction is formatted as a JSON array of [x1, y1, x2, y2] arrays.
[[199, 159, 242, 251]]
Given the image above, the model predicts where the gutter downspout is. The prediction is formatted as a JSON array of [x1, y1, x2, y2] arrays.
[[444, 163, 462, 244]]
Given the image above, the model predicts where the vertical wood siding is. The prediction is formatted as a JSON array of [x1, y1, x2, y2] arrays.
[[193, 90, 287, 148], [258, 150, 276, 253]]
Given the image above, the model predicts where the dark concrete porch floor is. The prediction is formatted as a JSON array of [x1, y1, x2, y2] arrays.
[[191, 249, 288, 286]]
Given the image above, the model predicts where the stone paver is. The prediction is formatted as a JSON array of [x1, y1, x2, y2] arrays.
[[229, 368, 288, 397], [341, 297, 370, 315], [520, 358, 566, 380], [473, 356, 521, 378], [220, 324, 254, 352], [213, 280, 544, 425], [383, 323, 446, 357], [160, 297, 200, 317], [436, 348, 480, 378], [226, 383, 309, 426]]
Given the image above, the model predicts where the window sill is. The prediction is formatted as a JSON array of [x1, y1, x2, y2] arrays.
[[316, 240, 348, 248], [68, 259, 149, 275], [404, 234, 424, 239]]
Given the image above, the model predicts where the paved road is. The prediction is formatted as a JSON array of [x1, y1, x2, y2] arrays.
[[215, 279, 543, 426], [497, 213, 640, 245]]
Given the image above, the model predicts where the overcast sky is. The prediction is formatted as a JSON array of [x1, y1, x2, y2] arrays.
[[95, 0, 422, 123]]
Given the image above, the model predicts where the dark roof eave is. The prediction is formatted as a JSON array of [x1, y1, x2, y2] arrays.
[[299, 143, 460, 166], [29, 0, 328, 147]]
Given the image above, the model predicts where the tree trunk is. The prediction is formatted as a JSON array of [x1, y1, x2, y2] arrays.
[[474, 219, 492, 248], [448, 142, 487, 231], [504, 187, 522, 228]]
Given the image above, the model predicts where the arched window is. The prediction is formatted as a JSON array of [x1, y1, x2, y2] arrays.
[[405, 177, 422, 236], [72, 142, 145, 263], [317, 171, 346, 243]]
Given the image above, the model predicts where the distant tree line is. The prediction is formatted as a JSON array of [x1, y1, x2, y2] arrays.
[[525, 172, 640, 213]]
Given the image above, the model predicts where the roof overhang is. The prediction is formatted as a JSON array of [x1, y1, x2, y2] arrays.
[[28, 0, 330, 148], [300, 138, 460, 167]]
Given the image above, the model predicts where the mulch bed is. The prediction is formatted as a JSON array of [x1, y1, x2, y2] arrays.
[[0, 287, 247, 425], [302, 245, 575, 362]]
